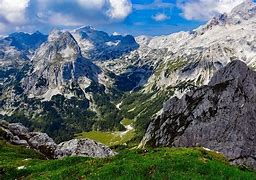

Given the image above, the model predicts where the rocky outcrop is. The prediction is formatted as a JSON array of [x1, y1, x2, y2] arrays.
[[54, 139, 116, 159], [140, 60, 256, 169], [28, 132, 57, 158], [0, 120, 116, 159]]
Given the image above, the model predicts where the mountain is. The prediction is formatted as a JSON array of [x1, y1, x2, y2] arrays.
[[140, 60, 256, 169], [1, 0, 256, 144], [72, 26, 139, 60], [0, 31, 47, 64], [0, 31, 47, 86], [23, 30, 101, 100], [3, 31, 47, 51], [0, 29, 125, 142], [135, 0, 256, 91], [106, 0, 256, 136]]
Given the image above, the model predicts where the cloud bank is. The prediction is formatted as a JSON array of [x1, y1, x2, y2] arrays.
[[0, 0, 132, 34], [178, 0, 245, 20], [0, 0, 248, 35]]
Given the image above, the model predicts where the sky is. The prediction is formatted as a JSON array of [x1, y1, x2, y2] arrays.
[[0, 0, 249, 36]]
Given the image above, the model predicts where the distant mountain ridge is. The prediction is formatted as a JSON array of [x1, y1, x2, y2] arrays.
[[72, 26, 139, 60]]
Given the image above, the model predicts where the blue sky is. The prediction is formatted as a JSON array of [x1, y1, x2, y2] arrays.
[[0, 0, 249, 36], [106, 0, 204, 35]]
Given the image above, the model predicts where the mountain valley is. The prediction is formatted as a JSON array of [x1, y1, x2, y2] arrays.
[[0, 0, 256, 178]]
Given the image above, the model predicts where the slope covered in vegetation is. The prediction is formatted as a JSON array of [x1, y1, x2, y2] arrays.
[[1, 140, 255, 180]]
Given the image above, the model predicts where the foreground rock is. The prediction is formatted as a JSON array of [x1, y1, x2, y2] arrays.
[[140, 60, 256, 169], [54, 139, 116, 159], [0, 121, 116, 159], [28, 132, 57, 158]]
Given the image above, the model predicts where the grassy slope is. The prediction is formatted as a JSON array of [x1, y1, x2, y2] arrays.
[[75, 130, 135, 147], [75, 119, 135, 147], [1, 140, 256, 180]]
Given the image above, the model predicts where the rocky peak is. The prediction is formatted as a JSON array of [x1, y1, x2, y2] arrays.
[[196, 0, 256, 35], [55, 32, 81, 57], [34, 30, 81, 63], [0, 31, 47, 51], [48, 29, 63, 41], [22, 28, 101, 99], [230, 0, 256, 20], [76, 25, 96, 32], [74, 26, 109, 43], [49, 30, 79, 50], [209, 60, 253, 86], [140, 60, 256, 170], [72, 26, 139, 60]]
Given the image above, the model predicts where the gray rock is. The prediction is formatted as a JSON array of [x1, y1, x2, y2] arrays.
[[0, 120, 9, 129], [0, 120, 116, 159], [28, 132, 57, 158], [0, 123, 29, 146], [140, 60, 256, 169], [0, 126, 14, 141], [11, 136, 28, 146], [8, 123, 29, 139], [54, 139, 116, 159]]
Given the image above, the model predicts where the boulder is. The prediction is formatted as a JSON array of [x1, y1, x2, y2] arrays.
[[8, 123, 30, 139], [0, 126, 14, 141], [54, 139, 116, 159], [140, 60, 256, 169], [0, 120, 9, 129], [11, 136, 28, 146], [28, 132, 57, 158], [0, 125, 28, 146], [0, 120, 116, 159]]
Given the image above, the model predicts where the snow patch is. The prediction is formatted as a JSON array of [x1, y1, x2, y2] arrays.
[[105, 41, 120, 46], [116, 101, 122, 110], [17, 166, 26, 170], [202, 147, 221, 154], [42, 88, 61, 101], [128, 107, 136, 112], [61, 46, 75, 58]]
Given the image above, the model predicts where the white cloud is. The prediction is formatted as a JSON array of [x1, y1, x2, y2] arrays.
[[48, 13, 84, 26], [152, 13, 170, 21], [107, 0, 132, 20], [0, 22, 6, 33], [134, 0, 173, 10], [0, 0, 30, 23], [0, 0, 30, 33], [77, 0, 105, 10], [37, 0, 132, 25], [178, 0, 244, 20], [0, 0, 132, 34]]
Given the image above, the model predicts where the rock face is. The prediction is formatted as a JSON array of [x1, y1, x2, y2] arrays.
[[140, 60, 256, 169], [54, 139, 116, 159], [22, 30, 102, 100], [0, 120, 116, 159]]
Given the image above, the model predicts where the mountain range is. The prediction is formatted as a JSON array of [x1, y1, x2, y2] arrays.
[[1, 0, 256, 146]]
